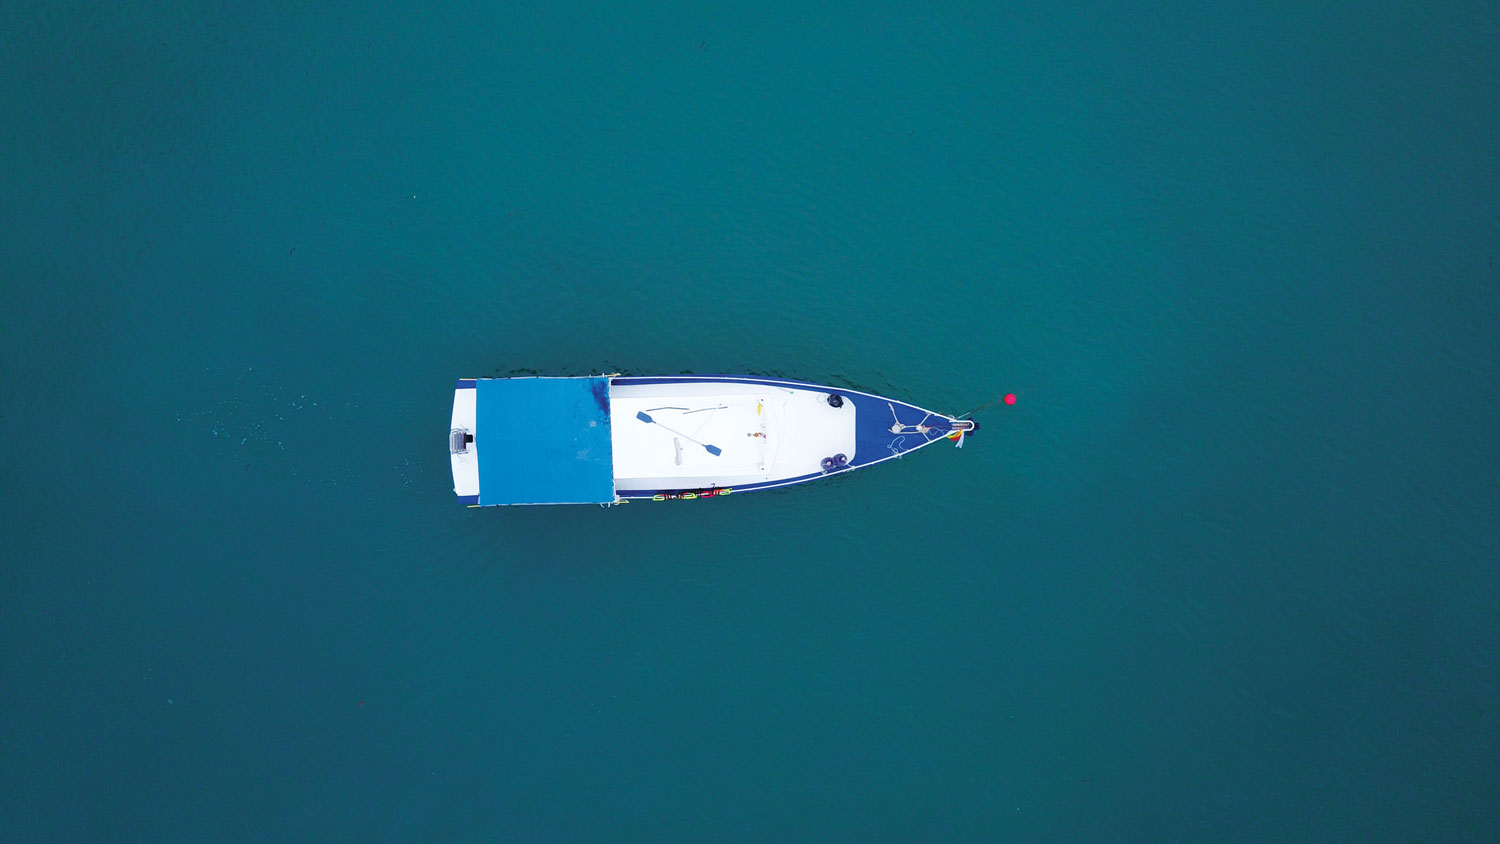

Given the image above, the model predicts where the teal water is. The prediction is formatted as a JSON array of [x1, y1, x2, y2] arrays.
[[3, 2, 1498, 840]]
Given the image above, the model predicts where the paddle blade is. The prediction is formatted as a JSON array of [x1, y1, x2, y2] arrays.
[[635, 411, 653, 423], [705, 444, 723, 456]]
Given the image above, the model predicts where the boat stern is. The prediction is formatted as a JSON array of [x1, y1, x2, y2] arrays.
[[449, 379, 480, 505]]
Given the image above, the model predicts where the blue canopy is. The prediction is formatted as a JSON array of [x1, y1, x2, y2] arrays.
[[475, 377, 615, 505]]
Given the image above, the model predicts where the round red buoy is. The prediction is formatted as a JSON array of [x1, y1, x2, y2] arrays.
[[1004, 393, 1017, 405]]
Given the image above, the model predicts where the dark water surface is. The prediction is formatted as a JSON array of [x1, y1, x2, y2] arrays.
[[3, 2, 1497, 840]]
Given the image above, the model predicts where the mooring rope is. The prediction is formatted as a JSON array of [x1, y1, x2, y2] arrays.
[[957, 395, 1009, 418]]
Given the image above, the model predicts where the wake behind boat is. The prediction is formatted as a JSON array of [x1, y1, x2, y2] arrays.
[[448, 374, 987, 506]]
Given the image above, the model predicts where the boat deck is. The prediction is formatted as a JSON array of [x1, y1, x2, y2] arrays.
[[609, 375, 954, 497], [608, 380, 859, 491], [609, 392, 771, 481]]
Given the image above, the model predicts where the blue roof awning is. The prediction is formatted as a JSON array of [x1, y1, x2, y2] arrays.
[[475, 377, 614, 505]]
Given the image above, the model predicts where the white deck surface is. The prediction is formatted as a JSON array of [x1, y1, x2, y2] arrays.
[[609, 380, 856, 489], [611, 394, 771, 480], [449, 386, 479, 497]]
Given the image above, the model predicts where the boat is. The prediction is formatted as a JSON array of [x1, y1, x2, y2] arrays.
[[448, 374, 983, 506]]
